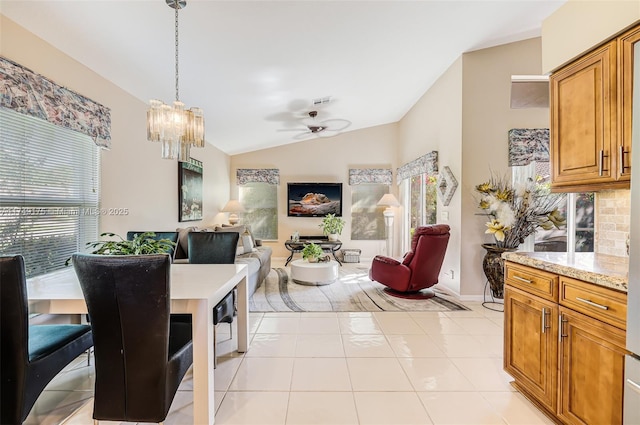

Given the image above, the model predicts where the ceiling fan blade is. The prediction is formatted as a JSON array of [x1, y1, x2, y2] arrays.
[[293, 132, 312, 140], [320, 119, 351, 132], [277, 128, 307, 132]]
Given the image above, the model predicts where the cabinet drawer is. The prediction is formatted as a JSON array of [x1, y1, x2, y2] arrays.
[[559, 277, 627, 330], [505, 263, 558, 302]]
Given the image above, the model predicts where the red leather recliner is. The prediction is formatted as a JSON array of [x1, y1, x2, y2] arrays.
[[369, 224, 450, 298]]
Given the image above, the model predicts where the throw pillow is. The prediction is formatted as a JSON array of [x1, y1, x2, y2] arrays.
[[176, 226, 198, 257], [241, 233, 253, 254]]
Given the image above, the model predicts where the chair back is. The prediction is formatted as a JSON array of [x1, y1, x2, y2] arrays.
[[188, 232, 239, 264], [0, 255, 30, 422], [403, 225, 450, 291], [126, 231, 179, 261], [72, 254, 173, 421]]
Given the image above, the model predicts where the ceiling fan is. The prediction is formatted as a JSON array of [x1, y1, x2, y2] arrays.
[[279, 111, 351, 140]]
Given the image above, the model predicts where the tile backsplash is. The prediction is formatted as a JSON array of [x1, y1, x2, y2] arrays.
[[595, 189, 630, 257]]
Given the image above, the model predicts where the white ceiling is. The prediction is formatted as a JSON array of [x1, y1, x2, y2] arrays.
[[1, 0, 565, 155]]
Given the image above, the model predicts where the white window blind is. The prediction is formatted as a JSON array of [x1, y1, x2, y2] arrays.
[[0, 108, 100, 278]]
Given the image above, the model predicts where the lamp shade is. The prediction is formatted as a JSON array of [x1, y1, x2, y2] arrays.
[[377, 194, 400, 207], [221, 200, 246, 213]]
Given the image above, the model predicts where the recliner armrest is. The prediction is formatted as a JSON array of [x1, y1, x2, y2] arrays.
[[372, 255, 401, 266]]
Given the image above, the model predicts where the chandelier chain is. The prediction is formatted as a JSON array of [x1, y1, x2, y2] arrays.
[[174, 7, 179, 102]]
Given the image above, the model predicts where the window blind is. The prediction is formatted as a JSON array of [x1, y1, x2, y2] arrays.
[[0, 108, 100, 278]]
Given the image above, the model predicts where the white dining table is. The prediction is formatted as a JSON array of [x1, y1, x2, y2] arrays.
[[27, 263, 249, 425]]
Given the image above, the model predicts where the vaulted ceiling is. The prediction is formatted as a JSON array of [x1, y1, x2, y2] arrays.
[[1, 1, 565, 155]]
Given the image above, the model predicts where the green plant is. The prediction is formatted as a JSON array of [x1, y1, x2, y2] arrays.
[[65, 232, 175, 265], [301, 242, 324, 261], [319, 213, 345, 235]]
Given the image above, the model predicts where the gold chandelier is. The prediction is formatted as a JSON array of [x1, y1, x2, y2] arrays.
[[147, 0, 204, 161]]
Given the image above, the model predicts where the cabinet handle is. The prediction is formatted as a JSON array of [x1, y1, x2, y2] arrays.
[[512, 275, 533, 284], [559, 314, 568, 341], [598, 150, 610, 176], [541, 307, 549, 334], [575, 297, 609, 310], [627, 379, 640, 394], [621, 146, 631, 174]]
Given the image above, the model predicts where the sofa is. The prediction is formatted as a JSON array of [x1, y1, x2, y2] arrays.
[[174, 225, 272, 297]]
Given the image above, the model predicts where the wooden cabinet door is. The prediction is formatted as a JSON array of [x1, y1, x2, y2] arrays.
[[558, 307, 627, 425], [551, 41, 618, 191], [504, 286, 558, 413], [618, 26, 640, 181]]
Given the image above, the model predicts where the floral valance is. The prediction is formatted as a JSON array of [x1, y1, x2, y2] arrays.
[[0, 56, 111, 148], [397, 151, 438, 183], [508, 128, 549, 167], [348, 168, 392, 185], [237, 168, 280, 185]]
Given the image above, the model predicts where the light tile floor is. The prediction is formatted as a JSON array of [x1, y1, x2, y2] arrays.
[[24, 302, 555, 425]]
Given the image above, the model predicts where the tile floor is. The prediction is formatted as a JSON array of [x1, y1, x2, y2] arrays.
[[24, 302, 555, 425]]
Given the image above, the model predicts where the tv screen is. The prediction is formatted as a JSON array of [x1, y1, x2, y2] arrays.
[[287, 182, 343, 217]]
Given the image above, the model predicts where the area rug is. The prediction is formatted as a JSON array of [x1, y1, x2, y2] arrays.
[[249, 265, 469, 312]]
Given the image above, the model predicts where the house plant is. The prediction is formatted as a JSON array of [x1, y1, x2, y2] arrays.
[[65, 232, 176, 265], [301, 242, 324, 263], [475, 175, 565, 298], [319, 213, 345, 242]]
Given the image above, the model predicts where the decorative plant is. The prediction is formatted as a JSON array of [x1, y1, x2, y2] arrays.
[[475, 174, 566, 249], [301, 242, 324, 262], [65, 232, 175, 265], [319, 213, 345, 236]]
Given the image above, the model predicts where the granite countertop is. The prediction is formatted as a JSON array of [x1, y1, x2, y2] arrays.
[[502, 251, 629, 292]]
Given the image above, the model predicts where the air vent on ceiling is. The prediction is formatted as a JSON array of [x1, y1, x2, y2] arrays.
[[312, 96, 332, 106]]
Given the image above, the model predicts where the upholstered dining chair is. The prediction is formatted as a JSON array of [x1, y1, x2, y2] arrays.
[[183, 231, 239, 367], [72, 254, 193, 424], [1, 255, 94, 425], [369, 224, 451, 298]]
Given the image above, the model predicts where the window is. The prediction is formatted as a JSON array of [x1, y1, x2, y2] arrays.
[[407, 173, 437, 234], [351, 184, 388, 240], [512, 162, 594, 252], [238, 182, 277, 240], [0, 108, 100, 278]]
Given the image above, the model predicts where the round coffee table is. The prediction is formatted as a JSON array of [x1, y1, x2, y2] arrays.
[[290, 259, 339, 286]]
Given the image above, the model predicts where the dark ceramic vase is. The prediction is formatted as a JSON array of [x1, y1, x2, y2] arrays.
[[481, 243, 517, 299]]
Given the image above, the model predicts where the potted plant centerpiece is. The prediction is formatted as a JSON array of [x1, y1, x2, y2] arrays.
[[65, 232, 176, 265], [319, 213, 345, 242], [475, 174, 565, 298], [301, 242, 324, 263]]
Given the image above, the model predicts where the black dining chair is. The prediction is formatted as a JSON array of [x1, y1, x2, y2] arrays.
[[72, 253, 193, 424], [185, 231, 239, 367], [1, 255, 94, 425]]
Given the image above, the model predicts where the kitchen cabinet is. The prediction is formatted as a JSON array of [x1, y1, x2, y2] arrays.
[[504, 286, 558, 413], [550, 23, 640, 192], [504, 261, 628, 424], [558, 307, 626, 425]]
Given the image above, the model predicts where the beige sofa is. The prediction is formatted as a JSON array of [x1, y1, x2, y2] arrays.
[[174, 225, 272, 297]]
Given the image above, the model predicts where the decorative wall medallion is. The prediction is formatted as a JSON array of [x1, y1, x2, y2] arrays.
[[437, 166, 458, 206]]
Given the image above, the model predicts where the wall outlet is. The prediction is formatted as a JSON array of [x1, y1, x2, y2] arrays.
[[441, 211, 449, 221]]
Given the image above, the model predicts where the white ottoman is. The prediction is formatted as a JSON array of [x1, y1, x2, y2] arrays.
[[290, 259, 339, 286]]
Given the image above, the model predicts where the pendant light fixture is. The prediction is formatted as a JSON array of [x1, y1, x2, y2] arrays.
[[147, 0, 204, 161]]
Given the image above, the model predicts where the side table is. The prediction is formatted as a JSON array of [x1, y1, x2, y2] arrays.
[[284, 238, 343, 266]]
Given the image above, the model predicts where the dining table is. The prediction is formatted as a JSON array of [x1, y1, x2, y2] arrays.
[[26, 263, 249, 425]]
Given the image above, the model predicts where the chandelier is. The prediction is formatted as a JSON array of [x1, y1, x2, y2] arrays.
[[147, 0, 204, 161]]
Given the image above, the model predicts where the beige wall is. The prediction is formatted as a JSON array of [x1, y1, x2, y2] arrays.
[[460, 38, 549, 298], [542, 0, 640, 73], [397, 57, 463, 295], [230, 124, 398, 260], [0, 16, 231, 240]]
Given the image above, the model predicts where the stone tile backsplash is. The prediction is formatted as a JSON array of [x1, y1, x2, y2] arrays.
[[595, 189, 630, 257]]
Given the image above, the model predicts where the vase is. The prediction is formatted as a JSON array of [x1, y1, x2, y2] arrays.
[[328, 233, 339, 242], [481, 243, 517, 299]]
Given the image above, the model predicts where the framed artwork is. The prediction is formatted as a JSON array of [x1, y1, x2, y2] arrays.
[[437, 165, 458, 206], [178, 158, 203, 222]]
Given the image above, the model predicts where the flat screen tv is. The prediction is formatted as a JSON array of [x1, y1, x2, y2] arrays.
[[287, 182, 343, 217]]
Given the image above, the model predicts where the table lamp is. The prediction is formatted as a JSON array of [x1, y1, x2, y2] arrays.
[[221, 200, 245, 225], [377, 193, 400, 257]]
